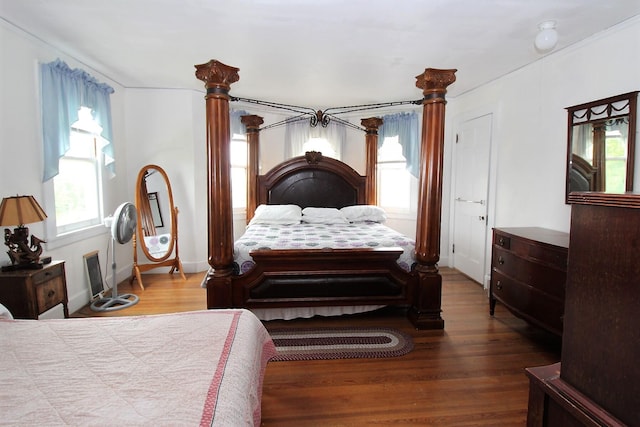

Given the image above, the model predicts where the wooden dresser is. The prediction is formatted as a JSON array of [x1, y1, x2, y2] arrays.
[[526, 200, 640, 426], [490, 227, 569, 336], [0, 260, 69, 319]]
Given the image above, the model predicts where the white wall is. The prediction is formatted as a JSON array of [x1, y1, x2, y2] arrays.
[[0, 21, 131, 317], [124, 88, 207, 272], [446, 16, 640, 282]]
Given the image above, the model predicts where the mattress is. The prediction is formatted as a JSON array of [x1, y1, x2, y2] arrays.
[[0, 309, 276, 426], [233, 222, 416, 275]]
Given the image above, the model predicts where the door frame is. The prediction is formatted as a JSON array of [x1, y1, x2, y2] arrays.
[[449, 106, 499, 290]]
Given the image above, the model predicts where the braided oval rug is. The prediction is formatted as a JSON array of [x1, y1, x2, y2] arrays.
[[268, 327, 414, 361]]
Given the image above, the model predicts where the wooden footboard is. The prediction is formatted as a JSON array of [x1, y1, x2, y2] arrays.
[[235, 247, 412, 306], [204, 247, 444, 329]]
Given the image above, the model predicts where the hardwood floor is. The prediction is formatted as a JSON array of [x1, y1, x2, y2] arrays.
[[73, 268, 561, 426]]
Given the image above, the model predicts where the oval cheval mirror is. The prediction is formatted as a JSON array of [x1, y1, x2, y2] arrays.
[[131, 164, 186, 289]]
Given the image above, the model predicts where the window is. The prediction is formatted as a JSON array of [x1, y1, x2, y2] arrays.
[[54, 127, 103, 234], [44, 107, 107, 248], [376, 111, 419, 213], [377, 136, 411, 210], [40, 60, 115, 248], [230, 134, 247, 210]]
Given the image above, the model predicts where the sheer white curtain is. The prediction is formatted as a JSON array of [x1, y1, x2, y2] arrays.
[[284, 118, 345, 159]]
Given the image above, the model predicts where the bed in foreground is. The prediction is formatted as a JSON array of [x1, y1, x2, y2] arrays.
[[0, 306, 276, 426]]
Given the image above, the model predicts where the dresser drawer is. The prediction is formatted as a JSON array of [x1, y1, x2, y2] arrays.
[[494, 233, 511, 250], [36, 276, 66, 313], [508, 238, 567, 271], [491, 271, 564, 335], [492, 247, 566, 299], [31, 263, 64, 285]]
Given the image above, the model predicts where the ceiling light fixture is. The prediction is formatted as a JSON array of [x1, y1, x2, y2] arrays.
[[534, 20, 558, 53]]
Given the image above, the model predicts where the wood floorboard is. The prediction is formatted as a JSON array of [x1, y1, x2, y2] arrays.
[[73, 267, 561, 426]]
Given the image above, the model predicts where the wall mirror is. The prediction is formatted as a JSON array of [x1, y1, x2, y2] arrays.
[[131, 164, 186, 289], [566, 91, 638, 203]]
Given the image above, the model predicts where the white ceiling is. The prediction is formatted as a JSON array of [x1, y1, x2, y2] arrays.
[[2, 0, 640, 108]]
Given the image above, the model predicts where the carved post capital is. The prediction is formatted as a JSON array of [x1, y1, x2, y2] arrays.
[[194, 59, 240, 92], [241, 114, 264, 131], [415, 68, 457, 101], [361, 117, 383, 133]]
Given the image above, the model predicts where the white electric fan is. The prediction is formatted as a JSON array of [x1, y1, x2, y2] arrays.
[[91, 202, 140, 311]]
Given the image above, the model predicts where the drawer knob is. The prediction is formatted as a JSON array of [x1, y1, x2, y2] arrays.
[[498, 237, 506, 246], [47, 290, 55, 298], [496, 280, 503, 290], [498, 256, 505, 265]]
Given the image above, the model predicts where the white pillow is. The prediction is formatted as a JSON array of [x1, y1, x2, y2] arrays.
[[301, 207, 349, 224], [249, 204, 302, 226], [0, 303, 14, 320], [340, 205, 387, 223]]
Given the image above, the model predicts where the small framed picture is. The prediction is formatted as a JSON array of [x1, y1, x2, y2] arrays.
[[148, 192, 164, 228], [83, 251, 104, 301]]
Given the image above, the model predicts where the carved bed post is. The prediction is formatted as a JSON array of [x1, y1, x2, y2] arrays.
[[362, 117, 383, 205], [194, 59, 239, 308], [242, 115, 264, 224], [409, 68, 457, 329]]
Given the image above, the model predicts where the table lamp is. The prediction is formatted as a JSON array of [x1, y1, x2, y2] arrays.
[[0, 195, 48, 271]]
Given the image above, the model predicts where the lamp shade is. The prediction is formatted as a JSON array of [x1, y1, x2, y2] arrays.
[[0, 196, 48, 227]]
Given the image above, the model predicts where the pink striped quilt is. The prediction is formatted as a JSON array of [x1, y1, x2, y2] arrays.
[[0, 309, 276, 426]]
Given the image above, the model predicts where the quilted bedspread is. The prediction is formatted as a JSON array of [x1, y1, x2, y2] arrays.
[[0, 309, 276, 426], [234, 222, 417, 275]]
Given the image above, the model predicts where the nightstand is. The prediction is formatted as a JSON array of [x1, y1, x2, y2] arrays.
[[0, 260, 69, 319]]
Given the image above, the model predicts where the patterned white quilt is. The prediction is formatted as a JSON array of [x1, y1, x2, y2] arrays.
[[0, 309, 276, 426], [233, 222, 416, 275]]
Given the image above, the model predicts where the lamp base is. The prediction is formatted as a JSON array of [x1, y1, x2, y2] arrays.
[[4, 226, 46, 269]]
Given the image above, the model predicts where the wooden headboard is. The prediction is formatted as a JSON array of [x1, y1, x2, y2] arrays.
[[257, 152, 366, 208]]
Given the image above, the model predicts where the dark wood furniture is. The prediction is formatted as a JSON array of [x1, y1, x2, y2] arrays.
[[0, 260, 68, 319], [526, 196, 640, 426], [490, 227, 569, 336], [194, 60, 457, 329]]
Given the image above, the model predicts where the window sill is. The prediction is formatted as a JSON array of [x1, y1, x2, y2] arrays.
[[45, 224, 109, 250]]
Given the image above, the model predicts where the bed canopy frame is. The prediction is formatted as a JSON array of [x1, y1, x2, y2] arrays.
[[195, 59, 456, 329]]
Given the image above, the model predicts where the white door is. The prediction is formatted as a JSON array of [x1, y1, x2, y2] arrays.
[[452, 114, 492, 284]]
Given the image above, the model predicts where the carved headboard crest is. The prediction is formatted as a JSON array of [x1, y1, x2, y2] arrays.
[[304, 151, 323, 164]]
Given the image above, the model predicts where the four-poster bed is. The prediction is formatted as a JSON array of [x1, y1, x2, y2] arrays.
[[194, 60, 456, 329]]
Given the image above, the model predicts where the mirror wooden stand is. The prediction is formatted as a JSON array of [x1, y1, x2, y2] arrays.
[[131, 164, 186, 290]]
